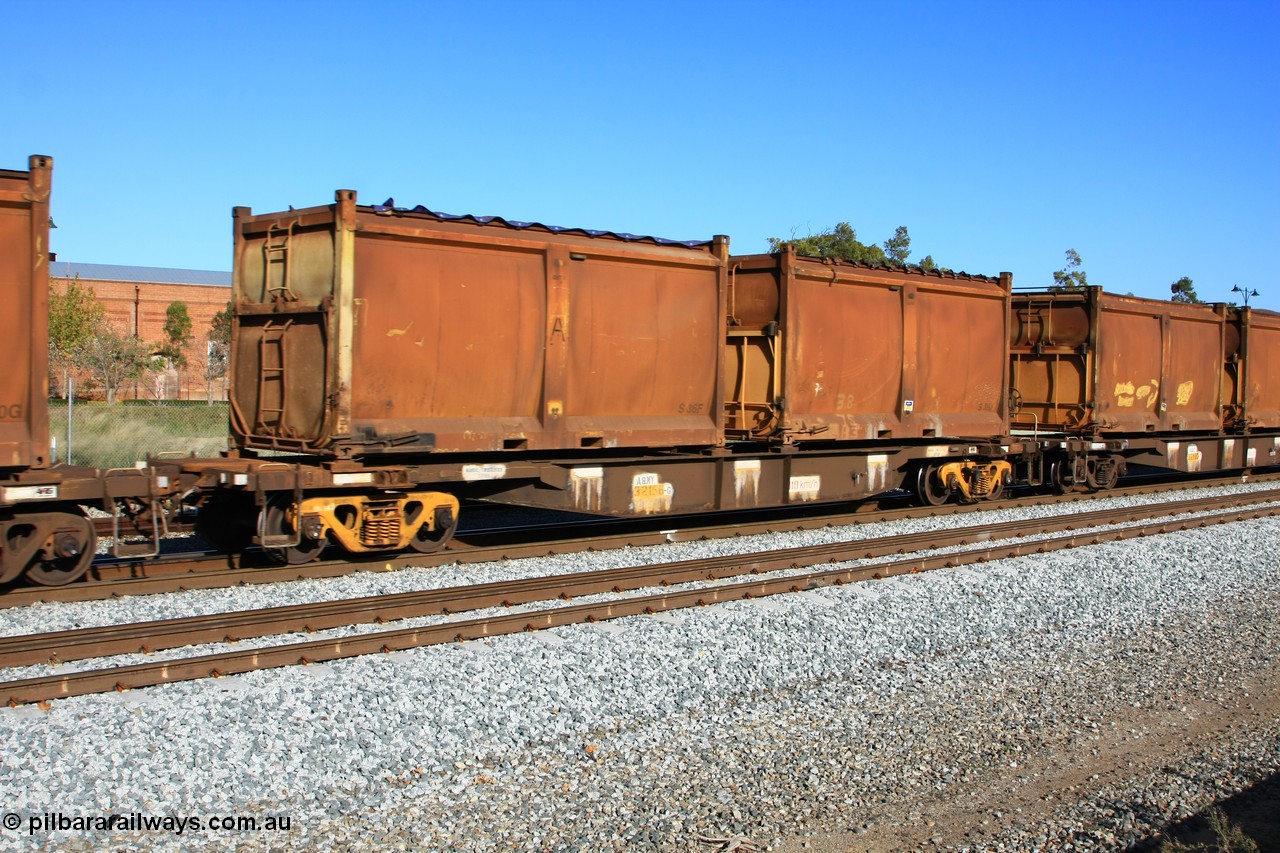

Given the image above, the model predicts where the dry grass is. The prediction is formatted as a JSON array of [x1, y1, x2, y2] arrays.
[[49, 400, 229, 468], [1159, 807, 1260, 853]]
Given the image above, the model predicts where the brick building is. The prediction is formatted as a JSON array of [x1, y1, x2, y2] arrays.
[[49, 262, 233, 401]]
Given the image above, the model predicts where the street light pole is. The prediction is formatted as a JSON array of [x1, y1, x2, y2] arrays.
[[1232, 284, 1259, 307]]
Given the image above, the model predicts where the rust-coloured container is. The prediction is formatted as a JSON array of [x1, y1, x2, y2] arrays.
[[0, 156, 52, 470], [229, 192, 729, 456], [725, 248, 1012, 442], [1227, 305, 1280, 430], [1010, 287, 1227, 433]]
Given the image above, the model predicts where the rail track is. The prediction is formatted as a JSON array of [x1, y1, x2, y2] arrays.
[[2, 487, 1276, 707], [12, 471, 1278, 609]]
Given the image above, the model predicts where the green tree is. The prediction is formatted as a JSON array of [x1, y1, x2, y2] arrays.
[[81, 328, 150, 406], [1050, 249, 1089, 291], [153, 301, 195, 400], [882, 226, 911, 263], [1169, 276, 1200, 304], [203, 302, 233, 403], [159, 301, 194, 368], [769, 223, 943, 269], [48, 275, 105, 397], [768, 222, 889, 264]]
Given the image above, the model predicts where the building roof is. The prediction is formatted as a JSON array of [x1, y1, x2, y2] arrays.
[[48, 262, 231, 287]]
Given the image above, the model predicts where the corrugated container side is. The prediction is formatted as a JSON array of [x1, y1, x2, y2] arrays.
[[230, 192, 728, 456], [726, 249, 1010, 442], [1011, 288, 1226, 434], [1088, 292, 1224, 433], [0, 156, 52, 470], [1237, 307, 1280, 429]]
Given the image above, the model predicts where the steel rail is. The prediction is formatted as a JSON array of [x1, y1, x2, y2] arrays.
[[6, 472, 1274, 609], [2, 497, 1276, 706], [2, 489, 1277, 669]]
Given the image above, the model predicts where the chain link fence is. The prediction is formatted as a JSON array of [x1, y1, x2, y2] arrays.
[[49, 400, 230, 469]]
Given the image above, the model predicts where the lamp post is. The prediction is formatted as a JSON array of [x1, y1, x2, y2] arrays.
[[1232, 284, 1259, 307]]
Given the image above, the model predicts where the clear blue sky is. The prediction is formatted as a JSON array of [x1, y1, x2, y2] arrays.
[[8, 0, 1278, 307]]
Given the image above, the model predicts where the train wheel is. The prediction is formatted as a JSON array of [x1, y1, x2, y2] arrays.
[[914, 464, 950, 507], [260, 497, 327, 565], [409, 504, 457, 554], [25, 513, 96, 587], [1048, 459, 1074, 495]]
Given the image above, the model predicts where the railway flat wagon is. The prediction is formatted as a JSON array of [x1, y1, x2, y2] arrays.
[[1010, 287, 1280, 480], [721, 246, 1016, 504], [0, 157, 179, 586], [0, 155, 52, 471], [1010, 287, 1227, 434], [229, 192, 730, 457]]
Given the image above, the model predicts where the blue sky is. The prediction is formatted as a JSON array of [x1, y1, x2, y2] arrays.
[[8, 0, 1278, 307]]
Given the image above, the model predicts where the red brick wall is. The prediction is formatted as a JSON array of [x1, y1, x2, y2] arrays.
[[51, 276, 232, 401]]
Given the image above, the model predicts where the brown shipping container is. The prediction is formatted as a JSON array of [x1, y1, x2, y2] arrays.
[[725, 248, 1012, 442], [1227, 306, 1280, 430], [1010, 287, 1227, 434], [0, 156, 52, 470], [230, 192, 728, 456]]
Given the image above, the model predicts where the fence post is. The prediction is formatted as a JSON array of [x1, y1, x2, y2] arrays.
[[66, 374, 74, 466]]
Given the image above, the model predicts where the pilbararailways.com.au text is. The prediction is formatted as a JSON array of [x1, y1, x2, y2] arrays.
[[5, 811, 293, 837]]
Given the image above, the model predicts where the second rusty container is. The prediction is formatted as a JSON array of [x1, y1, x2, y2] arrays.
[[724, 247, 1013, 443]]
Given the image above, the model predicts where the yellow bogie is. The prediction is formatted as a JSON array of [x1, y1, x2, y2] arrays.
[[295, 491, 460, 553], [935, 460, 1012, 501]]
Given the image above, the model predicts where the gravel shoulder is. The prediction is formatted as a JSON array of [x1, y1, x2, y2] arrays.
[[777, 668, 1280, 852]]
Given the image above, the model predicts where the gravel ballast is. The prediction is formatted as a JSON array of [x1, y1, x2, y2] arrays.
[[0, 484, 1277, 851]]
